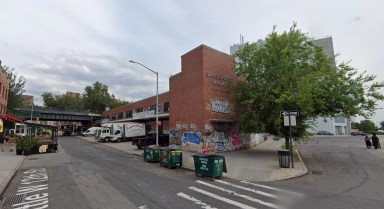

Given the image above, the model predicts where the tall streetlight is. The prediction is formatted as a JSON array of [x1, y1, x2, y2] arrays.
[[129, 60, 159, 147]]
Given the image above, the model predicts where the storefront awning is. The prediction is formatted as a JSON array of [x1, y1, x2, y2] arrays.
[[0, 114, 23, 123]]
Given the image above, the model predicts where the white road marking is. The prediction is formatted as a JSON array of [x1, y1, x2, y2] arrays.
[[189, 187, 256, 209], [240, 181, 304, 197], [215, 180, 279, 199], [196, 180, 282, 209], [138, 205, 149, 209], [177, 192, 218, 209]]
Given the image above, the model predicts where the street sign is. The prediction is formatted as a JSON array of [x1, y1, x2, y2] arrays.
[[280, 110, 299, 116], [284, 116, 296, 126]]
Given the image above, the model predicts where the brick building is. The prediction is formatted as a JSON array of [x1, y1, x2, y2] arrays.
[[102, 45, 263, 152], [0, 62, 9, 114]]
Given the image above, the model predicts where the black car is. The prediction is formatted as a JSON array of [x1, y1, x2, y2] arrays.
[[63, 129, 72, 136], [351, 131, 367, 136], [317, 131, 334, 135]]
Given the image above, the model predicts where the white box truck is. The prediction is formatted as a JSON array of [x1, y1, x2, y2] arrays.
[[110, 122, 145, 142]]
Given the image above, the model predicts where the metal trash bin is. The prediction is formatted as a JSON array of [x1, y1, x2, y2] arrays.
[[193, 154, 227, 180], [160, 148, 182, 168], [144, 146, 160, 163], [277, 149, 290, 168]]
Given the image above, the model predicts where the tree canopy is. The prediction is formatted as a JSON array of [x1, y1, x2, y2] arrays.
[[3, 65, 27, 114], [356, 120, 377, 133], [42, 81, 128, 113], [234, 24, 384, 139]]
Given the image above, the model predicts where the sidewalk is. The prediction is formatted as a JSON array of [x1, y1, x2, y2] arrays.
[[0, 149, 25, 196], [79, 136, 308, 182]]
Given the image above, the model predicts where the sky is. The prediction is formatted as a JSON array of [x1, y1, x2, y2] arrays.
[[0, 0, 383, 123]]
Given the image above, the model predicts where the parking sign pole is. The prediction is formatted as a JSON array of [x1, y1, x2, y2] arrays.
[[289, 115, 294, 168]]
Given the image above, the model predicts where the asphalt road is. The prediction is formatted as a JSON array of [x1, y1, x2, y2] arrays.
[[1, 135, 383, 209], [1, 137, 304, 209], [266, 136, 384, 209]]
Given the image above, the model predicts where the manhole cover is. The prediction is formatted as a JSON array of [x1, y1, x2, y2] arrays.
[[311, 170, 325, 175], [2, 194, 25, 207]]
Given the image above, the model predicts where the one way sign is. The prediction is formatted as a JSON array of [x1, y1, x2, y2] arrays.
[[280, 110, 300, 116]]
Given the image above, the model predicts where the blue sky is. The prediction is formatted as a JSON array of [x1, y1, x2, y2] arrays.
[[0, 0, 383, 123]]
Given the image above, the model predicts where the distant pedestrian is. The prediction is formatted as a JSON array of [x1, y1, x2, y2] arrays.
[[371, 133, 381, 149], [364, 135, 372, 149]]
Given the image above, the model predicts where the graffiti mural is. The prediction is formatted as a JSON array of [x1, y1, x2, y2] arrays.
[[169, 129, 181, 149], [182, 132, 201, 145], [211, 99, 230, 114]]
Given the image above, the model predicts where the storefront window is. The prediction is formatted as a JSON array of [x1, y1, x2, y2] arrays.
[[126, 110, 132, 118], [164, 102, 169, 112]]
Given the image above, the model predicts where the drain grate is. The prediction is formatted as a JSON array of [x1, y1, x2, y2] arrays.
[[2, 194, 25, 207], [311, 170, 325, 175], [27, 158, 39, 160]]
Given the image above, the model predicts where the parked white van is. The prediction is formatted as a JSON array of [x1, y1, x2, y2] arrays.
[[82, 127, 99, 137]]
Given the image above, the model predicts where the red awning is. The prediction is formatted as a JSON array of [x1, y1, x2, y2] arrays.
[[0, 114, 23, 123]]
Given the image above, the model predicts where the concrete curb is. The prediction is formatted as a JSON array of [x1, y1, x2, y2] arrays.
[[0, 155, 26, 196]]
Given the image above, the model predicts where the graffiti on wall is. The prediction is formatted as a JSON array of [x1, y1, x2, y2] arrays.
[[211, 99, 230, 114], [169, 129, 181, 149], [175, 121, 197, 131], [182, 132, 201, 145]]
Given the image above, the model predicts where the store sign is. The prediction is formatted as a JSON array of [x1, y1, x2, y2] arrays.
[[133, 110, 155, 119], [211, 99, 230, 114]]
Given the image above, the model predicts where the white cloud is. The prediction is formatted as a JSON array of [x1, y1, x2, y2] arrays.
[[1, 0, 383, 121]]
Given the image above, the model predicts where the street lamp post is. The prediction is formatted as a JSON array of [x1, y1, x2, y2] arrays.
[[129, 60, 159, 147]]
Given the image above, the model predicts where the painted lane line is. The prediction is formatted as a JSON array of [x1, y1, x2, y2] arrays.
[[215, 180, 279, 199], [196, 180, 282, 209], [189, 187, 256, 209], [177, 192, 218, 209], [240, 181, 304, 197]]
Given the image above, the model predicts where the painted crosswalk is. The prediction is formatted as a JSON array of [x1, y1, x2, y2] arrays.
[[177, 180, 304, 209]]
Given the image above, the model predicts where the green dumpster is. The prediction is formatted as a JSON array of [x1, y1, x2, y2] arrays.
[[160, 148, 183, 168], [192, 154, 227, 180], [144, 147, 160, 163]]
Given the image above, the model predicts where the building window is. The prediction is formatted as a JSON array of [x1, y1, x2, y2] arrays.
[[126, 110, 132, 118], [135, 108, 143, 113], [164, 102, 169, 112], [335, 116, 345, 123], [118, 112, 123, 119], [111, 115, 116, 120], [149, 104, 156, 111], [158, 104, 163, 113]]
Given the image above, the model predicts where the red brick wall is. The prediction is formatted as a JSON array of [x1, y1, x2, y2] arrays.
[[0, 66, 9, 114], [102, 92, 170, 120], [169, 45, 205, 132]]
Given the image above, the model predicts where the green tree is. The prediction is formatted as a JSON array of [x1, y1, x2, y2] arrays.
[[351, 121, 360, 129], [82, 81, 112, 113], [379, 121, 384, 130], [42, 91, 83, 109], [234, 24, 384, 147], [3, 65, 27, 113], [358, 120, 376, 133]]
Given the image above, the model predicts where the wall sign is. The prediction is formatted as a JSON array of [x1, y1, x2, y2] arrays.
[[206, 71, 233, 92], [211, 99, 230, 114]]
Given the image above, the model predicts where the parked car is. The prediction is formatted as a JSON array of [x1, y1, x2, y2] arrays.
[[351, 131, 367, 136], [63, 129, 71, 136], [317, 131, 334, 135]]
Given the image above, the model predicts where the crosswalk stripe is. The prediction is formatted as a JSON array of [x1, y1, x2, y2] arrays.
[[177, 192, 218, 209], [196, 180, 282, 209], [189, 186, 256, 209], [240, 181, 304, 197], [215, 180, 279, 199]]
